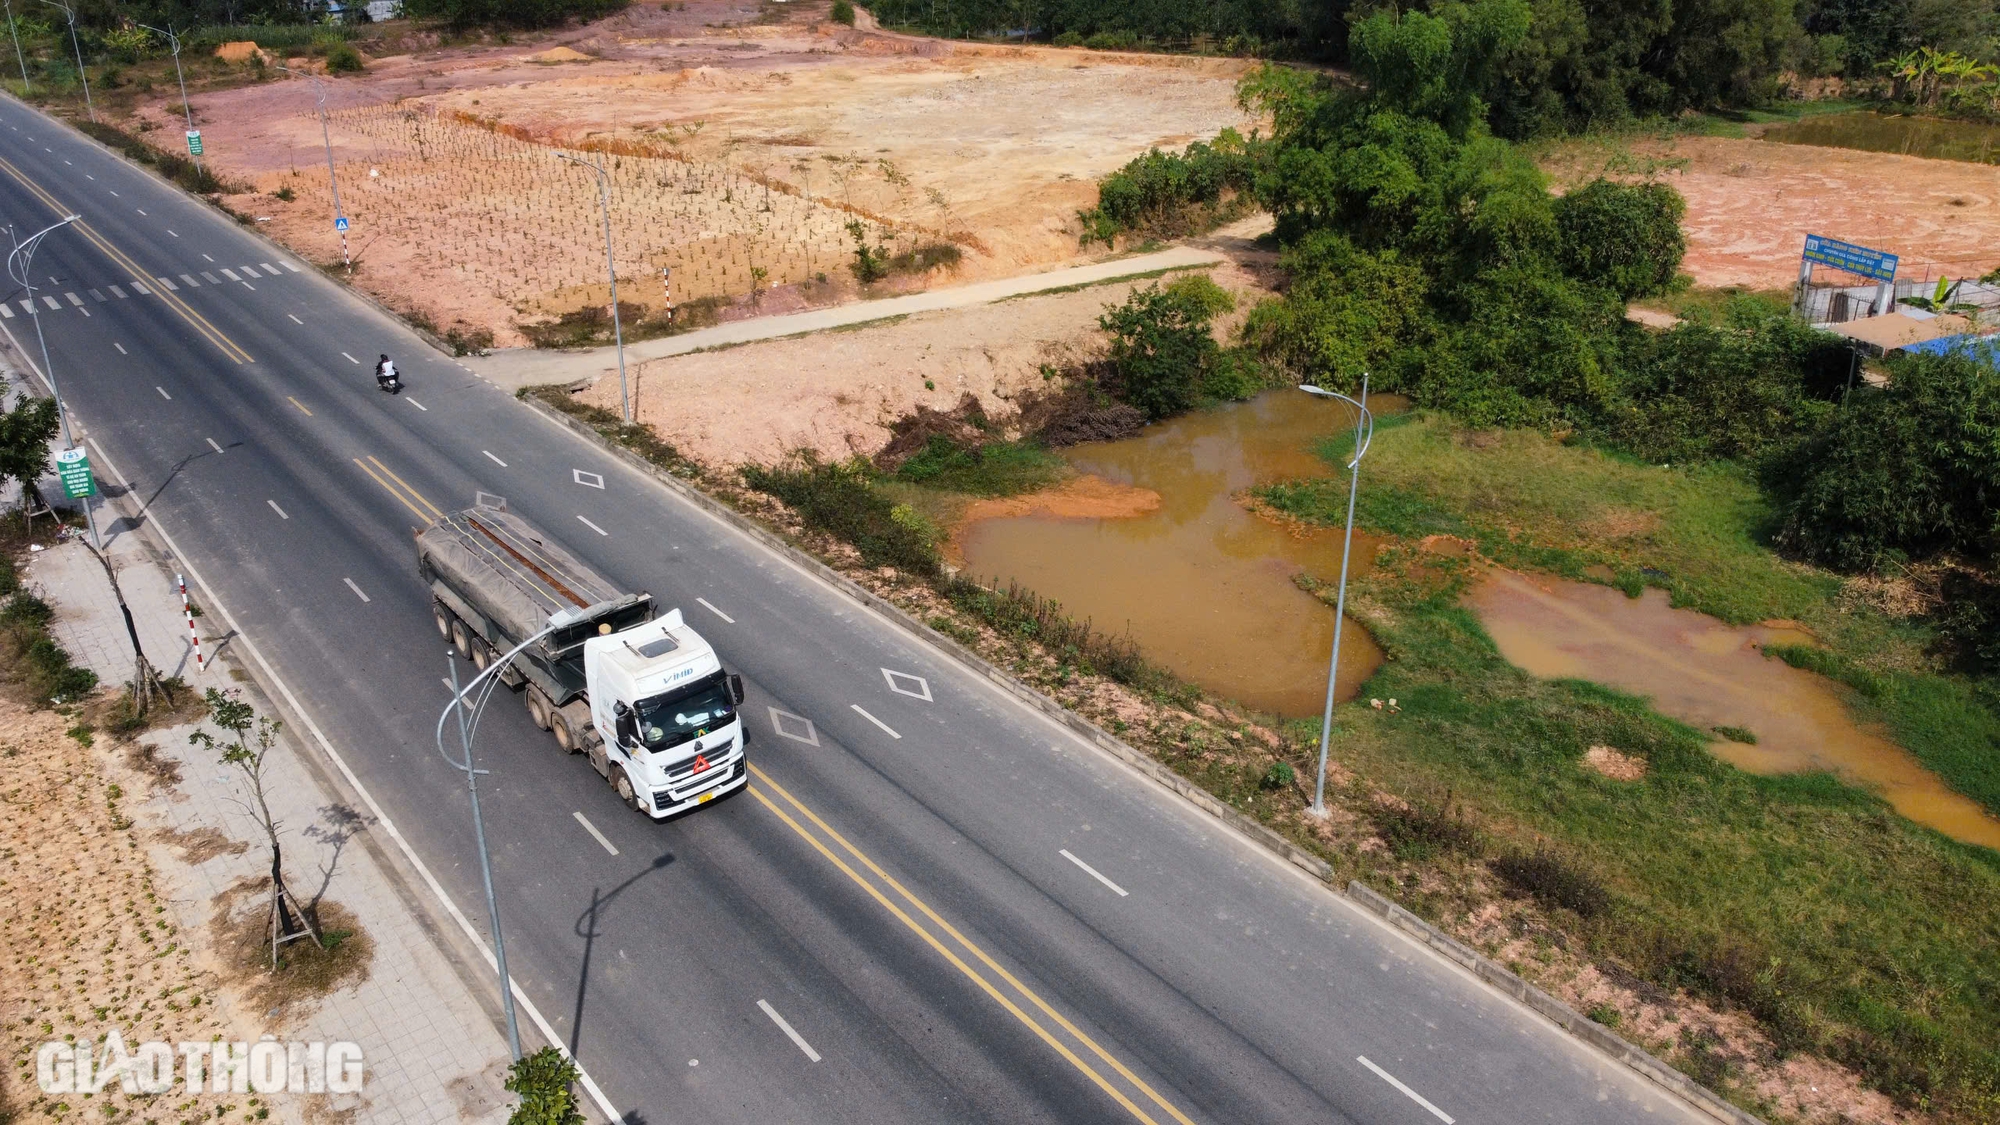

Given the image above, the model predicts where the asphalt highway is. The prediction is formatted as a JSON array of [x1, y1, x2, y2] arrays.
[[0, 95, 1717, 1125]]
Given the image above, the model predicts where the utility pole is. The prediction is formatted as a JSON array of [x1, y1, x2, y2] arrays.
[[4, 0, 29, 93], [1297, 375, 1374, 818], [38, 0, 90, 122], [433, 603, 600, 1061], [6, 215, 100, 551], [138, 23, 198, 176], [277, 65, 350, 270], [560, 152, 632, 423]]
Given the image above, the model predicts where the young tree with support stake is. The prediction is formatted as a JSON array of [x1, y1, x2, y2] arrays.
[[190, 688, 322, 966]]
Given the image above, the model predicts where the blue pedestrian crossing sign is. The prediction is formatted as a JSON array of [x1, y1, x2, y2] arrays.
[[334, 216, 350, 232]]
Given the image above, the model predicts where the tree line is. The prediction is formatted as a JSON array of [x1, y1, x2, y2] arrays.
[[871, 0, 2000, 134]]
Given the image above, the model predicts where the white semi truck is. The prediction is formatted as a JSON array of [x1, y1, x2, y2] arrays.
[[417, 505, 749, 818]]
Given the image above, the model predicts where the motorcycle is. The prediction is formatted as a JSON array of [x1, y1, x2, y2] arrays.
[[375, 362, 402, 394]]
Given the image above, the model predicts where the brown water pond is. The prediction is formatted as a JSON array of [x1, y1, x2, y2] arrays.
[[1761, 112, 2000, 165], [958, 390, 1394, 718], [1471, 568, 2000, 850]]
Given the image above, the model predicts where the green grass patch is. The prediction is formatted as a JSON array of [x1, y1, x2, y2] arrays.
[[1257, 413, 1838, 625], [1630, 285, 1794, 323], [893, 436, 1068, 497], [1336, 564, 2000, 1121]]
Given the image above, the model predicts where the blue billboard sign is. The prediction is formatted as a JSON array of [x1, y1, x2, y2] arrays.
[[1802, 234, 1898, 282]]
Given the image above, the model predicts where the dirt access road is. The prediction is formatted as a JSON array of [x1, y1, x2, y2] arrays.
[[139, 1, 1256, 345]]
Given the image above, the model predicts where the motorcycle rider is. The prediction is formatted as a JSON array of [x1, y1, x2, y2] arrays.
[[374, 354, 399, 392]]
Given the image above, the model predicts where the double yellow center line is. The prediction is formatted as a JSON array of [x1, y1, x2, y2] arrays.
[[353, 454, 442, 523], [0, 153, 253, 365], [748, 764, 1201, 1125]]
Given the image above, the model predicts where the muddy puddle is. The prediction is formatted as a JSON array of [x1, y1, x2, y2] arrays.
[[1762, 112, 2000, 165], [1471, 569, 2000, 850], [959, 390, 1397, 717]]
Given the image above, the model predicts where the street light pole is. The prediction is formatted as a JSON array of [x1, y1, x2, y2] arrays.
[[560, 152, 632, 424], [432, 601, 602, 1062], [276, 65, 350, 270], [138, 24, 197, 176], [1298, 374, 1373, 818], [7, 215, 100, 550], [4, 0, 30, 93], [39, 0, 90, 122]]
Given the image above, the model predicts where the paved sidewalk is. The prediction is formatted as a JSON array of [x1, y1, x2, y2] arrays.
[[464, 244, 1224, 392], [10, 360, 517, 1123]]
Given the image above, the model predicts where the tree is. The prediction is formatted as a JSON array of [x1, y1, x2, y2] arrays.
[[1553, 178, 1686, 300], [190, 688, 321, 963], [0, 391, 60, 518], [1098, 275, 1233, 421]]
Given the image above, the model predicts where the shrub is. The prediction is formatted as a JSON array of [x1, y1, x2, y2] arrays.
[[740, 456, 939, 576], [1491, 848, 1611, 918], [1078, 132, 1255, 245], [1371, 794, 1481, 861], [1553, 179, 1687, 301], [845, 220, 888, 283], [940, 576, 1154, 687], [505, 1046, 584, 1125], [885, 241, 962, 276], [1098, 275, 1234, 421], [1260, 761, 1295, 789], [1772, 352, 2000, 570], [324, 42, 366, 73], [830, 0, 855, 25], [893, 436, 1065, 496]]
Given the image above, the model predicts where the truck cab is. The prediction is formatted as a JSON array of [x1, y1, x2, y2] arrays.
[[583, 608, 749, 818]]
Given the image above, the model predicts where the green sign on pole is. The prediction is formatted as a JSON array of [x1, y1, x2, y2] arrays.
[[55, 447, 95, 499], [186, 129, 203, 156]]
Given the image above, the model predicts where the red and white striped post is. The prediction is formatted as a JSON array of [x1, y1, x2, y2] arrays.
[[177, 573, 204, 674]]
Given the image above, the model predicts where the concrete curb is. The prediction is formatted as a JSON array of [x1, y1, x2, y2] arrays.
[[522, 390, 1773, 1125], [1344, 882, 1767, 1125]]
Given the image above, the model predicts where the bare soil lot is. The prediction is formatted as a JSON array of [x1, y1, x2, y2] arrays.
[[1544, 133, 2000, 287], [138, 1, 1255, 345]]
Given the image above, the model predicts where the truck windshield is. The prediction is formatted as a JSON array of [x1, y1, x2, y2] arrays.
[[632, 672, 735, 751]]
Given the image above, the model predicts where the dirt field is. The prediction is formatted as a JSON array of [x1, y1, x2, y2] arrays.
[[141, 1, 1256, 345], [575, 222, 1277, 466], [1544, 133, 2000, 288]]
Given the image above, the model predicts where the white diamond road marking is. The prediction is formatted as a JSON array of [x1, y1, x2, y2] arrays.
[[768, 708, 818, 746], [882, 668, 932, 701], [573, 469, 605, 489]]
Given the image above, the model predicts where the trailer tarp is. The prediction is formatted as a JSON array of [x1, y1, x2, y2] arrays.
[[417, 507, 627, 644]]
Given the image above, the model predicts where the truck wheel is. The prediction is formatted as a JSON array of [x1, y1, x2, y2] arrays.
[[613, 769, 642, 813], [433, 602, 452, 640], [552, 701, 590, 755], [470, 641, 491, 672], [450, 620, 472, 661], [525, 687, 552, 731]]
